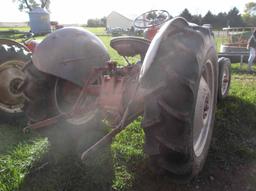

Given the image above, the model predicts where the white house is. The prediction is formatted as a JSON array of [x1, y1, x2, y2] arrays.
[[106, 11, 133, 30]]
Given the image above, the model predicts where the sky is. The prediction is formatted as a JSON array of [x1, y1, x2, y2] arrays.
[[0, 0, 248, 24]]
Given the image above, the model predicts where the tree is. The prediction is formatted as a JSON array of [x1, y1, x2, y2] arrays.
[[202, 11, 216, 25], [100, 17, 107, 27], [242, 2, 256, 26], [227, 7, 245, 27], [180, 9, 193, 22], [87, 17, 106, 27], [215, 12, 228, 28], [244, 2, 256, 15], [191, 14, 202, 25], [13, 0, 50, 12]]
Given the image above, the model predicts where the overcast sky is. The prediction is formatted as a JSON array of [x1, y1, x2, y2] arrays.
[[0, 0, 248, 24]]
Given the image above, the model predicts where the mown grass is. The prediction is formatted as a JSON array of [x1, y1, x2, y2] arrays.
[[0, 123, 48, 191], [0, 139, 48, 191], [0, 27, 29, 32], [84, 27, 106, 35], [0, 27, 256, 191]]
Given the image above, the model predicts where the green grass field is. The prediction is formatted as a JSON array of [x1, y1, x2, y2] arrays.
[[0, 28, 256, 191]]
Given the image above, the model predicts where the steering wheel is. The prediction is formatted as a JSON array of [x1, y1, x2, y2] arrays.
[[133, 10, 170, 29]]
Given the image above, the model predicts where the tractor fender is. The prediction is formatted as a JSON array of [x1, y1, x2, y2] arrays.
[[32, 27, 110, 87]]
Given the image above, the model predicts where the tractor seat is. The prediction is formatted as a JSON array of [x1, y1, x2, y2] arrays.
[[110, 36, 150, 61]]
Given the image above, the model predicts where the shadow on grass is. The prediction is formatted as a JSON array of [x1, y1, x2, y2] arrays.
[[129, 95, 256, 191], [19, 120, 114, 191], [0, 115, 30, 154], [231, 63, 256, 75]]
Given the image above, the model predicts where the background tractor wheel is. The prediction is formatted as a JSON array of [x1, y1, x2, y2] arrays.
[[140, 20, 218, 182], [0, 41, 31, 122], [217, 57, 231, 101]]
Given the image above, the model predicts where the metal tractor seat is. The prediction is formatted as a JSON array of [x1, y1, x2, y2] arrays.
[[110, 36, 150, 61]]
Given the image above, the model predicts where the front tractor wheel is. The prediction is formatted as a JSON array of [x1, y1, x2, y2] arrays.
[[192, 59, 216, 172], [217, 57, 231, 101]]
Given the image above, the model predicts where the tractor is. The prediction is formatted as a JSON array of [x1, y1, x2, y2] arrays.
[[0, 31, 38, 121], [3, 10, 231, 181]]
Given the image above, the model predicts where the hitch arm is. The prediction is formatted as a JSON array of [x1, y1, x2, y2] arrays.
[[81, 83, 141, 160]]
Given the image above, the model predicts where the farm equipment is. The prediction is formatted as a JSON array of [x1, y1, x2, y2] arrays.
[[19, 10, 231, 181], [133, 10, 171, 40], [218, 27, 256, 63], [0, 31, 38, 118]]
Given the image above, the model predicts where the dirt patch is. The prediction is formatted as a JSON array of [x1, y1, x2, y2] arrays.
[[128, 158, 256, 191]]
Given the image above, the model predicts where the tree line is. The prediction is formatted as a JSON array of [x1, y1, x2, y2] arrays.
[[179, 3, 255, 29], [13, 0, 256, 29], [87, 2, 256, 29]]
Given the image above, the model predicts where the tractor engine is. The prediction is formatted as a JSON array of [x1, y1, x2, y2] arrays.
[[97, 61, 143, 126]]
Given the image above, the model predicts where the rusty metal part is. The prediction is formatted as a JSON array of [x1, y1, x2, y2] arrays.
[[0, 60, 25, 113], [32, 27, 110, 87], [81, 81, 140, 160], [54, 78, 100, 125], [97, 61, 142, 125], [80, 83, 146, 160], [24, 40, 39, 53]]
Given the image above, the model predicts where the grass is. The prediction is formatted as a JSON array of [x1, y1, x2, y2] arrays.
[[0, 26, 30, 32], [0, 27, 256, 191], [84, 27, 106, 35], [0, 138, 48, 191], [0, 122, 48, 191]]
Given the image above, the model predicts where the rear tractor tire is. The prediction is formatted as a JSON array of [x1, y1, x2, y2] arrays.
[[141, 21, 218, 182]]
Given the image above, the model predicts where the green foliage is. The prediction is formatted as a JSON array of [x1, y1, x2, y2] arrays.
[[112, 165, 133, 191], [179, 8, 193, 22], [13, 0, 50, 12], [84, 27, 106, 35], [242, 13, 256, 27], [244, 2, 256, 15], [0, 138, 48, 191], [87, 17, 106, 27], [242, 2, 256, 27], [111, 119, 145, 190], [179, 6, 247, 28], [227, 7, 245, 27]]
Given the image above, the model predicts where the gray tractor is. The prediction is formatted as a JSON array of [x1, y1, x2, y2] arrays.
[[20, 11, 231, 182]]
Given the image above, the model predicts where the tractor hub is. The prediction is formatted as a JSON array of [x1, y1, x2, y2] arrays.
[[0, 60, 25, 112]]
